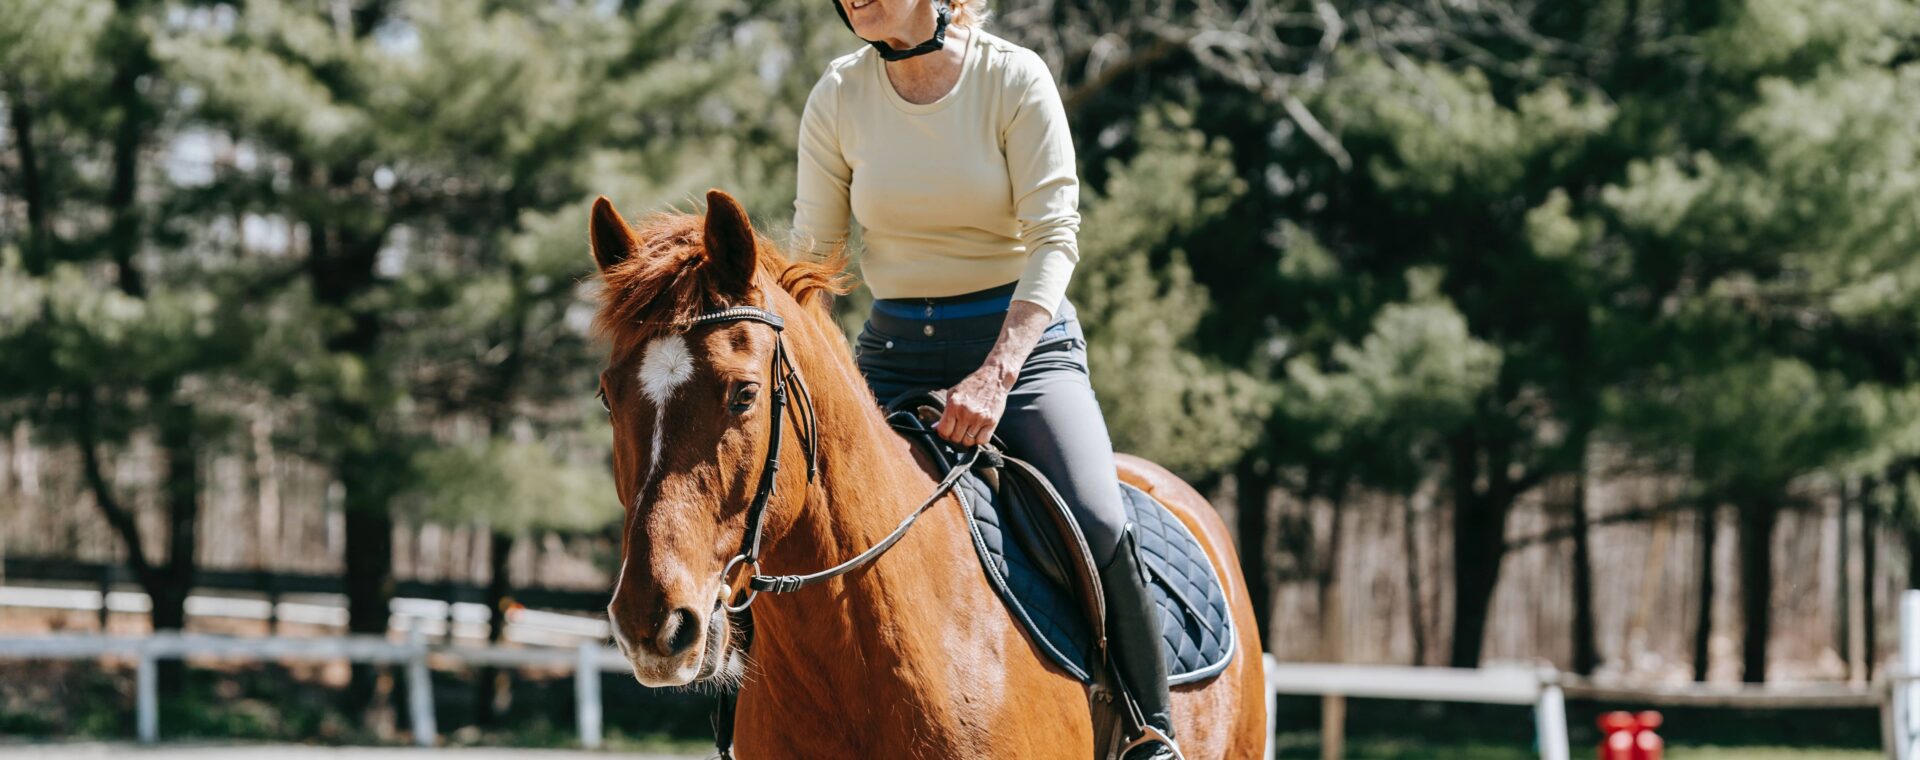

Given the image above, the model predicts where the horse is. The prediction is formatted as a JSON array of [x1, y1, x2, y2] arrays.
[[590, 189, 1267, 758]]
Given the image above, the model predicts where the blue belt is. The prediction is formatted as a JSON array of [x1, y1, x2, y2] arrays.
[[871, 290, 1014, 321]]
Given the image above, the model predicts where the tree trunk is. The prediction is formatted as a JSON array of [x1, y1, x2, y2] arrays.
[[104, 4, 155, 298], [1738, 499, 1776, 683], [1317, 489, 1346, 662], [6, 93, 52, 275], [1234, 456, 1274, 645], [344, 500, 395, 714], [476, 530, 515, 725], [1836, 480, 1857, 681], [306, 200, 394, 716], [1569, 458, 1600, 676], [1449, 502, 1504, 669], [1447, 433, 1512, 669], [1863, 480, 1878, 682], [1400, 492, 1427, 666], [150, 397, 199, 696], [1318, 492, 1348, 760], [1908, 522, 1920, 592], [1694, 501, 1716, 682]]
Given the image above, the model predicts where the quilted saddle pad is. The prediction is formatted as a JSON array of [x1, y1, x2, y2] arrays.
[[958, 473, 1237, 685]]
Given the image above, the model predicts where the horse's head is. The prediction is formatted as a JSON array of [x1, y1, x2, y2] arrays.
[[588, 191, 843, 687]]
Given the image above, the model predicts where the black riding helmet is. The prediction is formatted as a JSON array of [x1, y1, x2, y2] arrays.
[[831, 0, 952, 61]]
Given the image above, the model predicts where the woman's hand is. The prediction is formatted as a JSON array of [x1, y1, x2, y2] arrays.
[[938, 360, 1017, 447], [936, 300, 1052, 446]]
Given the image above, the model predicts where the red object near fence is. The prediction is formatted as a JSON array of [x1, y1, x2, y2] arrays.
[[1598, 710, 1664, 760]]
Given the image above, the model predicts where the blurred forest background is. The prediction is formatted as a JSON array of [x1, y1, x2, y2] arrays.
[[4, 0, 1920, 745]]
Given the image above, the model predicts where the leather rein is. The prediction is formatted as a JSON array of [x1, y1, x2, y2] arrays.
[[664, 305, 977, 613]]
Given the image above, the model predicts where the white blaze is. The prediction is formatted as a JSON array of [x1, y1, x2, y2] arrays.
[[638, 334, 695, 405], [609, 334, 700, 655], [637, 334, 695, 487]]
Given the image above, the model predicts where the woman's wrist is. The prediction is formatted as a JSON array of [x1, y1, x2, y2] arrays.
[[982, 354, 1021, 388], [984, 300, 1052, 387]]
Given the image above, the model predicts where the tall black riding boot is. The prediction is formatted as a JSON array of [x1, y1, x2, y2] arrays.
[[1101, 524, 1179, 760]]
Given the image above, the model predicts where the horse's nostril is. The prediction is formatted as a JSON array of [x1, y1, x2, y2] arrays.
[[658, 607, 701, 657]]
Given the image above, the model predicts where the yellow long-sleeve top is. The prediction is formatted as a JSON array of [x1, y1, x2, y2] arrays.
[[792, 27, 1081, 314]]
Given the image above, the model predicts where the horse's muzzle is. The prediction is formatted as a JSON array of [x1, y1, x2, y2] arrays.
[[610, 591, 733, 687]]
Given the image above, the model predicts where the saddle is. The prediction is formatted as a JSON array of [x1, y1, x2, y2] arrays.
[[882, 390, 1237, 756], [886, 390, 1113, 656]]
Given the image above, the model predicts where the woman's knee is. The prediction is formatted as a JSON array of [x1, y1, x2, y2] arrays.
[[1071, 491, 1129, 567]]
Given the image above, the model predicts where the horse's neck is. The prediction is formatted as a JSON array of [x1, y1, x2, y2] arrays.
[[743, 325, 989, 750]]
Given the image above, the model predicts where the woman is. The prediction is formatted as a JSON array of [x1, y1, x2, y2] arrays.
[[792, 2, 1176, 757]]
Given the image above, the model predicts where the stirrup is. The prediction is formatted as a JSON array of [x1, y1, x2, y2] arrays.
[[1118, 725, 1185, 760]]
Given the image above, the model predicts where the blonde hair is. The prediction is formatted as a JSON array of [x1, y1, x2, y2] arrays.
[[949, 0, 989, 27]]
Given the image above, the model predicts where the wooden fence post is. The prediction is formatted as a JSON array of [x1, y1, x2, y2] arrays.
[[1320, 695, 1345, 760]]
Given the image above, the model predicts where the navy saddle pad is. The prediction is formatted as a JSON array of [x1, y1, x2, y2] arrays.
[[955, 471, 1237, 685]]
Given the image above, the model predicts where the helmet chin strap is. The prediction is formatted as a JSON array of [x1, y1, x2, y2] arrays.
[[832, 0, 952, 62]]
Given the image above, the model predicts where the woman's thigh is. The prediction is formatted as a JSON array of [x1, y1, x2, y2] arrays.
[[994, 339, 1129, 566], [855, 309, 1129, 565]]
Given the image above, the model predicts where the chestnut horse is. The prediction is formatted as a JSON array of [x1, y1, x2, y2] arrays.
[[591, 190, 1266, 758]]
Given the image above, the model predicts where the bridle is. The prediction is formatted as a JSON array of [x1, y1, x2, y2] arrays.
[[619, 302, 980, 760], [626, 304, 977, 615]]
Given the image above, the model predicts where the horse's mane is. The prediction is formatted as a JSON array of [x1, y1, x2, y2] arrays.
[[591, 210, 851, 346]]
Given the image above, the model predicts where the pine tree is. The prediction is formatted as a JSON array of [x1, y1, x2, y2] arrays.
[[1596, 0, 1920, 681], [155, 0, 747, 715], [1, 0, 291, 696]]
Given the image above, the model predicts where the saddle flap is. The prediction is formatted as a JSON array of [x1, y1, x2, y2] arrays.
[[881, 387, 1107, 657], [1001, 476, 1072, 588], [998, 457, 1108, 660]]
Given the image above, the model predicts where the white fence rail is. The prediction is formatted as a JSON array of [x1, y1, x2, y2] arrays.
[[0, 632, 628, 748], [5, 622, 1910, 755], [0, 584, 608, 646], [1262, 654, 1569, 760]]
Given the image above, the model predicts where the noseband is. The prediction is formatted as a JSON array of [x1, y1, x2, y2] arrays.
[[665, 304, 976, 614]]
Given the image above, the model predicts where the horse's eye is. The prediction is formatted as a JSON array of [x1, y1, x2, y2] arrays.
[[730, 383, 760, 413], [596, 385, 611, 414]]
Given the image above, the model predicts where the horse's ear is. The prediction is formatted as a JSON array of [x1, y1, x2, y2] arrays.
[[589, 196, 638, 273], [702, 189, 758, 296]]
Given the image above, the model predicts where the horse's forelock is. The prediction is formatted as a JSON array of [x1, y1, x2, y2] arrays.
[[591, 210, 852, 349]]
